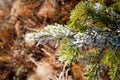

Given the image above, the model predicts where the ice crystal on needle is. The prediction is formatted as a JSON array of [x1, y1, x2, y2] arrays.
[[94, 3, 103, 13]]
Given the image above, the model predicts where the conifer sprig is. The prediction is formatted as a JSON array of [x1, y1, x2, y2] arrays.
[[25, 1, 120, 80]]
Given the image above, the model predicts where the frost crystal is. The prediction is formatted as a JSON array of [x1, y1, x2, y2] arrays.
[[94, 3, 103, 13]]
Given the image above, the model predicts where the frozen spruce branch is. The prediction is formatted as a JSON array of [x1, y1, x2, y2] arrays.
[[25, 24, 120, 52], [25, 24, 74, 46]]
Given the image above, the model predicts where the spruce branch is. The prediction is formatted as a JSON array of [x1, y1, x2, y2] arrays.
[[25, 1, 120, 80]]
